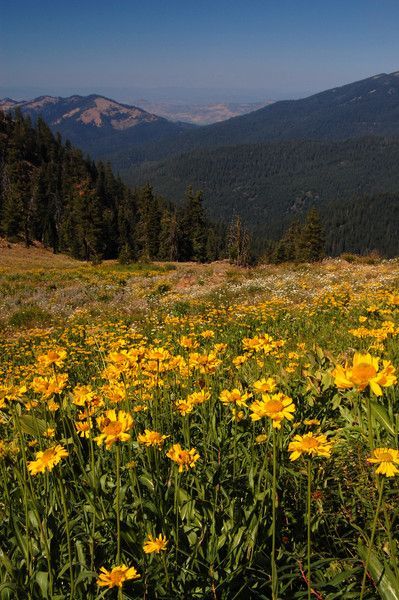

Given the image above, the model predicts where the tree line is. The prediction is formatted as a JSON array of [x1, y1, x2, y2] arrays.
[[0, 110, 224, 263]]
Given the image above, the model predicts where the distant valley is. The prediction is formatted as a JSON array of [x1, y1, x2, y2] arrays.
[[130, 100, 272, 124]]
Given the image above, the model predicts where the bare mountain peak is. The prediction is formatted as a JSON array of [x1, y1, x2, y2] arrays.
[[0, 93, 164, 130]]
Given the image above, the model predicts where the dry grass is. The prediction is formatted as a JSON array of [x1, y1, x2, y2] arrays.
[[1, 240, 399, 334], [0, 239, 79, 271]]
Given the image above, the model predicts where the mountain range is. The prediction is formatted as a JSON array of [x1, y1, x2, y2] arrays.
[[92, 70, 399, 169], [2, 71, 399, 255], [0, 94, 193, 161], [3, 71, 399, 166]]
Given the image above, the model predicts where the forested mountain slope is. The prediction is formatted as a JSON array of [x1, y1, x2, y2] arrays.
[[0, 111, 222, 262], [127, 136, 399, 256]]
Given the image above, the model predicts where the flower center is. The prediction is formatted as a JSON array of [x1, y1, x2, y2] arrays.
[[266, 399, 283, 413], [104, 422, 123, 436], [110, 570, 124, 585], [302, 437, 319, 449], [379, 452, 393, 462], [351, 363, 377, 385], [41, 448, 56, 465], [178, 451, 190, 463]]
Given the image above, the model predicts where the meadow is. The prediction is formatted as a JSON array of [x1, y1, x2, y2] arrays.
[[1, 243, 399, 599]]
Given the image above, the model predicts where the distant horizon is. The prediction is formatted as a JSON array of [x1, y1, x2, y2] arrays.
[[3, 0, 399, 106], [2, 68, 399, 107]]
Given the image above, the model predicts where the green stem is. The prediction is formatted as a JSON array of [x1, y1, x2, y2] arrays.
[[383, 500, 399, 580], [116, 444, 121, 565], [19, 468, 53, 597], [360, 478, 384, 600], [367, 396, 374, 451], [307, 460, 312, 600], [58, 477, 75, 599], [174, 469, 179, 562], [89, 434, 96, 579], [271, 427, 278, 600], [162, 552, 170, 587], [12, 408, 32, 580], [233, 415, 237, 483]]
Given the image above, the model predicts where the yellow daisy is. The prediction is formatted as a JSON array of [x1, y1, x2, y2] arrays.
[[333, 352, 396, 396], [367, 447, 399, 477], [137, 430, 169, 448], [288, 432, 333, 461], [27, 444, 68, 475], [97, 565, 140, 588], [95, 410, 134, 449], [249, 393, 295, 428], [143, 533, 168, 554], [166, 443, 200, 472]]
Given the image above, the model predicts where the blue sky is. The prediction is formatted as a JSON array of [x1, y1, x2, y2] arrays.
[[1, 0, 399, 102]]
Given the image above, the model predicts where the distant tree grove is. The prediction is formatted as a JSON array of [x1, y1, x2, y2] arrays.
[[0, 110, 345, 267], [0, 111, 225, 263]]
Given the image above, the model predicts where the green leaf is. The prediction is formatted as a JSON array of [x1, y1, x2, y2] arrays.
[[358, 542, 399, 600], [370, 401, 396, 437], [11, 516, 28, 563], [139, 475, 155, 492], [35, 571, 49, 599], [0, 550, 14, 577], [0, 582, 17, 600], [16, 414, 47, 436]]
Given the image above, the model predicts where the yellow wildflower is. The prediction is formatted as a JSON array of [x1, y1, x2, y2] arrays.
[[253, 377, 277, 394], [249, 393, 295, 428], [37, 349, 67, 369], [137, 430, 169, 447], [303, 419, 321, 426], [28, 444, 68, 475], [333, 352, 396, 396], [42, 427, 56, 438], [97, 565, 140, 589], [95, 410, 134, 449], [31, 374, 68, 398], [288, 432, 333, 461], [166, 443, 200, 472], [71, 384, 96, 406], [187, 390, 210, 405], [75, 420, 92, 438], [175, 399, 194, 416], [367, 448, 399, 477], [143, 533, 168, 554], [219, 388, 251, 407]]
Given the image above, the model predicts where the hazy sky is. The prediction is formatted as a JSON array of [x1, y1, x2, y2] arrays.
[[2, 0, 399, 102]]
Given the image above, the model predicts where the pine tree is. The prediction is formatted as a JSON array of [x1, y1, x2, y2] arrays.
[[272, 220, 302, 263], [179, 186, 208, 262], [227, 215, 251, 266], [117, 188, 138, 261], [298, 208, 325, 262], [136, 184, 161, 260], [159, 210, 179, 261]]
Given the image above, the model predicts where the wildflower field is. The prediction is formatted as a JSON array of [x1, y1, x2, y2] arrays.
[[1, 248, 399, 599]]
